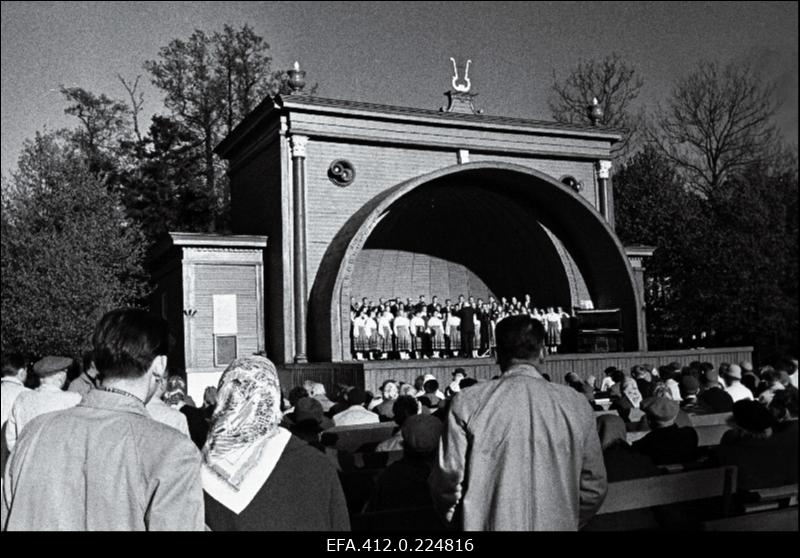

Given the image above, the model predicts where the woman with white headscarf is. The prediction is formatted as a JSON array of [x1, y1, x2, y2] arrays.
[[202, 355, 349, 531]]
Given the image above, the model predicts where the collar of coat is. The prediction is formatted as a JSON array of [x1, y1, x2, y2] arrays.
[[78, 387, 148, 417], [503, 362, 546, 380]]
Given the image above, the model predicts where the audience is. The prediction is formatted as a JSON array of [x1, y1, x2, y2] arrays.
[[698, 366, 734, 413], [374, 396, 421, 453], [721, 363, 753, 403], [372, 380, 399, 421], [597, 415, 659, 482]]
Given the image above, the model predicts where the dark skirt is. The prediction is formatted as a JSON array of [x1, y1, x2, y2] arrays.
[[546, 321, 561, 345]]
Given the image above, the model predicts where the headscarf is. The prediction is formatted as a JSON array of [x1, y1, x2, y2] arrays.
[[622, 378, 643, 409], [202, 355, 284, 490], [597, 414, 628, 450]]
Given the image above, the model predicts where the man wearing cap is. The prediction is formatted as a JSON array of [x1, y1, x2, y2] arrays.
[[633, 397, 699, 465], [5, 356, 81, 452], [430, 315, 606, 531], [721, 363, 753, 403], [678, 375, 711, 415], [698, 366, 734, 413], [366, 414, 443, 512], [2, 308, 204, 531]]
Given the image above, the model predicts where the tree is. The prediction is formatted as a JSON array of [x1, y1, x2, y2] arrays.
[[144, 25, 281, 231], [1, 132, 150, 359], [648, 60, 779, 196], [549, 53, 644, 158], [60, 86, 132, 180]]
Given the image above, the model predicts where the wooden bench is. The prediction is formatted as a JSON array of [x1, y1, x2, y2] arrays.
[[625, 424, 730, 447], [596, 465, 737, 515]]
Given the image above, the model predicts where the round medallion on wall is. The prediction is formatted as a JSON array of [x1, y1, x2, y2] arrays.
[[328, 159, 356, 187], [560, 175, 582, 192]]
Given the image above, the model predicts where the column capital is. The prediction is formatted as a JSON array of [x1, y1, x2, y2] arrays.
[[596, 159, 612, 179], [289, 134, 309, 158]]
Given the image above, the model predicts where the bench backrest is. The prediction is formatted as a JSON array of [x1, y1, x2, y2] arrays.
[[597, 465, 737, 515], [625, 424, 730, 447], [320, 422, 396, 452], [703, 507, 798, 531]]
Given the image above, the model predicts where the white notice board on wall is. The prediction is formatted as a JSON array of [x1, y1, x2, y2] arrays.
[[213, 294, 238, 334]]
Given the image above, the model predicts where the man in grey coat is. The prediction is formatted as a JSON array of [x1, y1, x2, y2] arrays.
[[2, 308, 204, 531], [429, 315, 607, 530]]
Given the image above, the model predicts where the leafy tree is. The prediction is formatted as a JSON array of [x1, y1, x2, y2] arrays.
[[648, 60, 779, 196], [1, 132, 149, 359], [549, 53, 644, 158]]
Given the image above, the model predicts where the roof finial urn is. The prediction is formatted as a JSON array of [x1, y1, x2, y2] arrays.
[[587, 97, 603, 126], [287, 61, 306, 94]]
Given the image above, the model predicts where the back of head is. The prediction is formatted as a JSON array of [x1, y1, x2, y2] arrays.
[[680, 375, 700, 397], [768, 389, 798, 421], [732, 400, 774, 434], [2, 353, 26, 377], [641, 396, 680, 428], [459, 378, 478, 390], [611, 368, 626, 384], [347, 387, 366, 406], [92, 308, 169, 381], [309, 382, 326, 397], [401, 414, 443, 457], [288, 386, 309, 407], [495, 315, 545, 370], [393, 395, 420, 426], [423, 379, 439, 394]]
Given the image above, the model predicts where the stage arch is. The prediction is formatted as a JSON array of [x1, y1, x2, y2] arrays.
[[308, 161, 640, 362]]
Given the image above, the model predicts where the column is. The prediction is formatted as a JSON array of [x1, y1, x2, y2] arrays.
[[290, 134, 309, 363], [596, 160, 612, 222]]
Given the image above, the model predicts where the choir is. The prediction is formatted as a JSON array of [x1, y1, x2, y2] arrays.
[[349, 294, 574, 360]]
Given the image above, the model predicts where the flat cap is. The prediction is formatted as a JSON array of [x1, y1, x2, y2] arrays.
[[33, 356, 73, 377], [402, 414, 443, 454], [641, 396, 680, 426]]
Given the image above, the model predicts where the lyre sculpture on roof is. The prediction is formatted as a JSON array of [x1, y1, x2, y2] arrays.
[[450, 57, 472, 93]]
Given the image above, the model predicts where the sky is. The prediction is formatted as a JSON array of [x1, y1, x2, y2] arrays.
[[1, 1, 797, 178]]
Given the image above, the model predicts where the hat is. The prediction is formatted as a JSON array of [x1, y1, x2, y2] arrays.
[[724, 364, 742, 380], [33, 356, 73, 377], [680, 375, 700, 395], [732, 400, 773, 433], [641, 396, 680, 427], [401, 414, 443, 454], [740, 361, 754, 373], [291, 397, 333, 430]]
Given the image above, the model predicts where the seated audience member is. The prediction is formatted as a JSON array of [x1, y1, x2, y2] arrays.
[[607, 368, 626, 400], [631, 365, 654, 399], [698, 366, 734, 413], [660, 366, 683, 402], [721, 363, 753, 403], [202, 356, 349, 531], [767, 390, 798, 440], [373, 380, 400, 421], [678, 375, 711, 415], [598, 367, 616, 393], [714, 400, 798, 493], [308, 382, 336, 413], [145, 375, 190, 437], [326, 384, 352, 418], [627, 386, 693, 432], [285, 386, 309, 414], [419, 380, 445, 414], [375, 395, 421, 453], [577, 382, 604, 412], [416, 374, 445, 400], [5, 356, 82, 452], [596, 415, 659, 482], [774, 358, 799, 395], [67, 351, 99, 398], [285, 397, 333, 452], [610, 378, 643, 422], [445, 368, 466, 399], [756, 368, 785, 405], [332, 387, 380, 427], [365, 414, 444, 512], [398, 383, 418, 398], [633, 397, 699, 465]]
